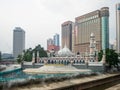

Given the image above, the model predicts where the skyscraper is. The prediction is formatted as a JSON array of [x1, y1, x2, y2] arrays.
[[116, 3, 120, 53], [74, 7, 109, 53], [47, 38, 54, 49], [101, 7, 109, 50], [53, 33, 59, 47], [61, 21, 74, 51], [13, 27, 25, 59]]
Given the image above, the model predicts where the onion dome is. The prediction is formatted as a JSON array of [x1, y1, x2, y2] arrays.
[[58, 45, 73, 57]]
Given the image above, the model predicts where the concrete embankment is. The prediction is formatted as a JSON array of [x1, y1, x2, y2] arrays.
[[11, 73, 120, 90]]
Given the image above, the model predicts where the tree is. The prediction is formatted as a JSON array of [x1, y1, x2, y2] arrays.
[[23, 48, 33, 62], [33, 45, 48, 62], [39, 48, 48, 57], [17, 54, 23, 64], [22, 44, 48, 62], [98, 48, 120, 71], [98, 50, 103, 61]]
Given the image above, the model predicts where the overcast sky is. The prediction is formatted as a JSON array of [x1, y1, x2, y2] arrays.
[[0, 0, 119, 53]]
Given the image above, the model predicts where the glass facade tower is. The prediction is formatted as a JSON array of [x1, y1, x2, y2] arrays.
[[101, 7, 109, 50], [53, 34, 59, 46]]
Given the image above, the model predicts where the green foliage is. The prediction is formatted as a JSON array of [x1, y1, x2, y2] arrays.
[[22, 44, 48, 62], [23, 48, 33, 62], [98, 50, 103, 61], [33, 45, 48, 62], [98, 48, 120, 70], [17, 54, 23, 64]]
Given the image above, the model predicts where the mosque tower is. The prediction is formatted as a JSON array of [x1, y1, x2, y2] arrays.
[[89, 33, 95, 57], [37, 51, 40, 63]]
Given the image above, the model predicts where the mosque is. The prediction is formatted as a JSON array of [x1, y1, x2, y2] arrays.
[[23, 33, 105, 73], [31, 33, 101, 65]]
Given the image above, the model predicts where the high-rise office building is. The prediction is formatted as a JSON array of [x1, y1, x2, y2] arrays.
[[74, 7, 109, 53], [116, 3, 120, 53], [47, 38, 54, 50], [61, 21, 74, 51], [101, 7, 109, 50], [53, 33, 59, 47], [47, 37, 59, 52], [47, 38, 54, 48], [13, 27, 25, 59]]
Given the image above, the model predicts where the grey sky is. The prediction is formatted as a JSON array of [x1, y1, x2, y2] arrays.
[[0, 0, 119, 53]]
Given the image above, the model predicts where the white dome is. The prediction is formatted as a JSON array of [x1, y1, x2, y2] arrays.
[[58, 45, 73, 57]]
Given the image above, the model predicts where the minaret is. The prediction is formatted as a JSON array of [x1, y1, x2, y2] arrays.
[[37, 51, 40, 63], [89, 33, 95, 57]]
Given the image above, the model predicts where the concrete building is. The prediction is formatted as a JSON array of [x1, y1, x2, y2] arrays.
[[47, 35, 60, 52], [47, 45, 60, 52], [47, 38, 54, 46], [53, 33, 59, 47], [47, 38, 54, 50], [113, 39, 117, 50], [116, 3, 120, 53], [2, 53, 13, 59], [13, 27, 25, 59], [74, 7, 109, 53], [61, 21, 74, 51]]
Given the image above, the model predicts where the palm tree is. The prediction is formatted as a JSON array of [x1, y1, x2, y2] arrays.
[[98, 48, 120, 71]]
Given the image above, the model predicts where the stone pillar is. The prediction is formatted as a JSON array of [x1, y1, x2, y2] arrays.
[[85, 56, 88, 68], [37, 51, 40, 63], [70, 59, 74, 65], [32, 52, 35, 64], [44, 58, 47, 65]]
